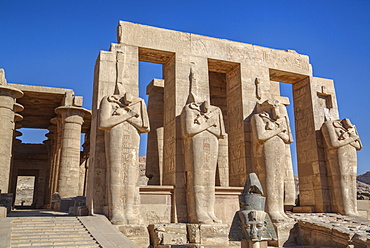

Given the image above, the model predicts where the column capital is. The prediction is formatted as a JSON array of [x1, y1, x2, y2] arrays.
[[14, 103, 24, 112], [50, 116, 62, 125], [0, 85, 23, 111], [14, 113, 23, 122], [0, 85, 23, 98], [55, 106, 91, 125]]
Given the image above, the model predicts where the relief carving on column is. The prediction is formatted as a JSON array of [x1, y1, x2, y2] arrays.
[[99, 79, 150, 224], [251, 100, 294, 223], [321, 118, 362, 216], [181, 66, 226, 224]]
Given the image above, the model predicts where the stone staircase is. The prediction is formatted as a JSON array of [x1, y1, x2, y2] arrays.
[[9, 216, 101, 247]]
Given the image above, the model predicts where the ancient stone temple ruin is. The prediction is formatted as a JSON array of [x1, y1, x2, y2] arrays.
[[1, 21, 369, 247]]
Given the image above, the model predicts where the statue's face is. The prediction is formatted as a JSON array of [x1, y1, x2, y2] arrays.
[[239, 210, 268, 241], [243, 219, 267, 241]]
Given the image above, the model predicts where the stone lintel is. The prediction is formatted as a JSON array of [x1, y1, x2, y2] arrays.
[[8, 83, 74, 96], [215, 186, 244, 195], [140, 185, 174, 194], [269, 68, 309, 84], [117, 21, 312, 76]]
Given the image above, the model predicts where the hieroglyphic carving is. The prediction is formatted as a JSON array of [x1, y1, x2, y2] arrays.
[[322, 118, 362, 216], [217, 133, 229, 187], [255, 78, 262, 100], [254, 47, 310, 72]]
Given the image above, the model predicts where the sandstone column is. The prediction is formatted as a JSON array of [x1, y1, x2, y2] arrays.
[[146, 79, 164, 185], [0, 69, 23, 193], [50, 117, 63, 195], [55, 106, 90, 198]]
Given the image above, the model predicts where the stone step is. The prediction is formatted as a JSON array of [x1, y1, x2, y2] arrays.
[[10, 240, 100, 247], [11, 230, 89, 236], [11, 236, 95, 243], [9, 216, 103, 247], [11, 219, 77, 222], [12, 222, 80, 226], [12, 220, 80, 224], [12, 225, 85, 232], [11, 218, 75, 222], [11, 233, 92, 239], [11, 244, 100, 248], [11, 219, 79, 223]]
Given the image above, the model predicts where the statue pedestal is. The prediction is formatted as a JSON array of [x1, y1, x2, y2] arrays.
[[148, 223, 229, 247], [148, 223, 187, 247], [187, 224, 229, 247], [117, 224, 149, 248], [268, 221, 297, 247], [241, 240, 267, 248]]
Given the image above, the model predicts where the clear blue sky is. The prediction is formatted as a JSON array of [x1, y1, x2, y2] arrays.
[[1, 1, 369, 175]]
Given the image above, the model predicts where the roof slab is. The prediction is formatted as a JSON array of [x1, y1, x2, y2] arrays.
[[8, 83, 90, 132]]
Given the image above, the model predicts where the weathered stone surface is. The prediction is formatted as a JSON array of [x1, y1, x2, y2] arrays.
[[229, 173, 277, 245], [148, 224, 187, 247], [55, 106, 90, 198], [117, 224, 150, 248], [181, 64, 226, 224], [251, 100, 294, 223], [289, 213, 370, 248], [0, 193, 13, 213], [0, 70, 23, 193], [14, 176, 35, 206], [1, 21, 366, 248], [0, 206, 6, 218], [146, 79, 165, 185], [99, 68, 150, 224], [140, 185, 173, 224], [322, 118, 362, 216]]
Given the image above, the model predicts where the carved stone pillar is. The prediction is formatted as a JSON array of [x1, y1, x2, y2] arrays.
[[55, 106, 90, 198], [45, 124, 57, 207], [50, 117, 63, 195], [0, 83, 23, 193], [146, 79, 164, 185]]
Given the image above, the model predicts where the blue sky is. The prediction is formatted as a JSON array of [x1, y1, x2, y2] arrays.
[[1, 1, 369, 175]]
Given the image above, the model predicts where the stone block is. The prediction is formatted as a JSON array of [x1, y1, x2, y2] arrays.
[[73, 96, 83, 107], [293, 206, 314, 213], [148, 224, 187, 247], [0, 193, 13, 213], [0, 206, 7, 217], [186, 224, 200, 243], [358, 210, 368, 219], [68, 206, 89, 216], [60, 198, 75, 212], [268, 221, 297, 247], [118, 224, 150, 248], [187, 224, 229, 247], [140, 204, 171, 224], [157, 246, 187, 248], [357, 200, 370, 210]]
